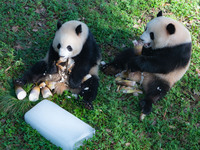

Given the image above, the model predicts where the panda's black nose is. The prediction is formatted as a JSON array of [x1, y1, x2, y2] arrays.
[[140, 38, 144, 41]]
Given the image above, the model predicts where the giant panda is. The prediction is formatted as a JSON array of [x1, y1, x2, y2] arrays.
[[14, 20, 101, 109], [102, 11, 192, 116]]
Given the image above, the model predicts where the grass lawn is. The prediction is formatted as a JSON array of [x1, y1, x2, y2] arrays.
[[0, 0, 199, 149]]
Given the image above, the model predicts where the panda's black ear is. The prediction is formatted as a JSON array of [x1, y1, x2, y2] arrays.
[[157, 11, 162, 17], [57, 20, 62, 30], [166, 23, 176, 34], [75, 24, 82, 35]]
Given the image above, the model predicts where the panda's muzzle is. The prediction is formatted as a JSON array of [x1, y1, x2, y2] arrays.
[[140, 38, 151, 48], [59, 56, 68, 62], [59, 48, 70, 58], [140, 33, 151, 48], [143, 43, 151, 48]]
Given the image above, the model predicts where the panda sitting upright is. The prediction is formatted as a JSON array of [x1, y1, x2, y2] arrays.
[[15, 20, 101, 109], [102, 11, 192, 117]]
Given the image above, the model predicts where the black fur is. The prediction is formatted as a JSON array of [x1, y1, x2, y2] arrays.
[[69, 31, 101, 88], [128, 43, 191, 73], [166, 23, 176, 34], [79, 75, 99, 110], [57, 43, 61, 49], [57, 20, 62, 30], [75, 24, 82, 35], [150, 32, 154, 40], [140, 76, 170, 114], [157, 11, 162, 17], [47, 43, 60, 73]]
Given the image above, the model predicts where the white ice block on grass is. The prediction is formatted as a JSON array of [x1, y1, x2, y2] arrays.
[[24, 100, 95, 150]]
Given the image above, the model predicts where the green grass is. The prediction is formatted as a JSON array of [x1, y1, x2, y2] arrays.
[[0, 0, 200, 149]]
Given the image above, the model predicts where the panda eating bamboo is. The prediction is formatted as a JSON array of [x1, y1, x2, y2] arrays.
[[14, 20, 101, 110], [102, 11, 192, 120]]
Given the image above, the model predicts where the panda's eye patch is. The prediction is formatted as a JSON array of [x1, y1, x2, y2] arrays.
[[150, 32, 154, 40], [145, 27, 147, 31], [67, 45, 73, 51], [57, 43, 61, 49]]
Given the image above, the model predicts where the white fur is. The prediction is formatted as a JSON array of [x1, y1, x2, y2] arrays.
[[140, 16, 191, 49], [53, 20, 89, 59]]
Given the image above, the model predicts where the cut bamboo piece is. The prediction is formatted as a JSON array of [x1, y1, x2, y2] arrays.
[[29, 86, 40, 102], [15, 86, 27, 100], [39, 82, 46, 88], [115, 77, 137, 87], [41, 87, 53, 98], [46, 81, 56, 90]]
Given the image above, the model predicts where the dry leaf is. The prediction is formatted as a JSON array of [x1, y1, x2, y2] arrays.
[[196, 68, 200, 78], [106, 129, 111, 133], [137, 19, 142, 23], [38, 22, 42, 27], [169, 125, 176, 129], [12, 26, 19, 32], [163, 3, 171, 6], [35, 8, 40, 13], [125, 143, 131, 146], [35, 8, 46, 14], [163, 110, 167, 118], [14, 44, 24, 50], [32, 29, 38, 32], [133, 24, 139, 29], [5, 66, 11, 72], [157, 132, 162, 137]]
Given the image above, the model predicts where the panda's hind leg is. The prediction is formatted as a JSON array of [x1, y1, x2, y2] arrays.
[[78, 75, 99, 110], [140, 76, 170, 115]]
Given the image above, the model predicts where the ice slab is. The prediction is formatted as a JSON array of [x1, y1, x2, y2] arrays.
[[24, 100, 95, 150]]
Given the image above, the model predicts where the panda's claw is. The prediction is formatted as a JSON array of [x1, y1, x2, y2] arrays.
[[84, 101, 94, 110], [139, 99, 152, 115], [101, 63, 121, 76], [14, 78, 25, 86]]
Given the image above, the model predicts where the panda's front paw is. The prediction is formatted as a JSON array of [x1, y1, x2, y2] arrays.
[[69, 76, 81, 89], [84, 101, 94, 110], [14, 78, 25, 86], [101, 63, 122, 76], [139, 99, 152, 115]]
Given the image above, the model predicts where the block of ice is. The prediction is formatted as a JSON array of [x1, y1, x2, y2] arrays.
[[24, 100, 95, 150]]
